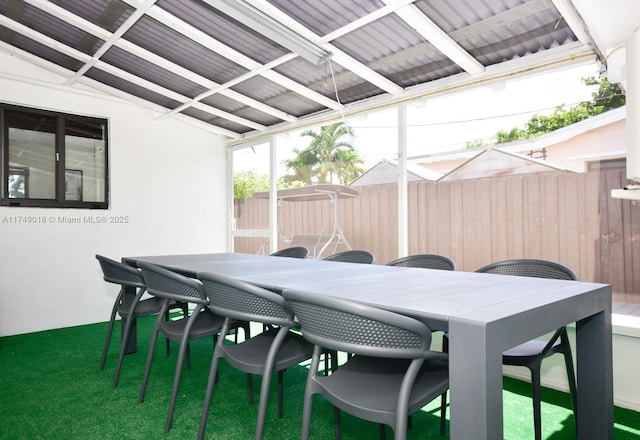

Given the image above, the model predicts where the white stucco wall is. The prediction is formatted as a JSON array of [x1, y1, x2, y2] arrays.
[[0, 53, 228, 336]]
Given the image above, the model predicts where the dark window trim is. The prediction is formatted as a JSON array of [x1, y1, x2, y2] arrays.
[[0, 103, 109, 209]]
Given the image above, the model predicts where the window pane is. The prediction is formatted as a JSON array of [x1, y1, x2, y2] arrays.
[[7, 111, 56, 199], [65, 117, 106, 203]]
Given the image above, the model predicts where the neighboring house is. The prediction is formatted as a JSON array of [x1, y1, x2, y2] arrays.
[[410, 106, 627, 176], [349, 158, 441, 186], [437, 147, 570, 181]]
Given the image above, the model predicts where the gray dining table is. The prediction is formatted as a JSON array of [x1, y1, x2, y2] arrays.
[[123, 252, 613, 440]]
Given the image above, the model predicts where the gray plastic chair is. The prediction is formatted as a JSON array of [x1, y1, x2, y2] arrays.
[[444, 258, 578, 440], [270, 246, 309, 258], [96, 254, 186, 388], [137, 262, 248, 433], [323, 250, 375, 264], [386, 254, 456, 270], [283, 289, 449, 440], [197, 272, 316, 440]]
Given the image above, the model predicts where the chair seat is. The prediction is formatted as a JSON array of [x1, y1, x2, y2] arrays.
[[503, 339, 563, 361], [158, 308, 225, 341], [221, 327, 314, 375], [117, 296, 166, 318], [315, 356, 449, 419]]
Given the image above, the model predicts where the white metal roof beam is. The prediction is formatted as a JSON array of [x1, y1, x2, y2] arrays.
[[0, 13, 263, 132], [385, 0, 485, 75], [245, 0, 404, 96], [0, 14, 91, 63], [24, 0, 296, 123], [63, 0, 159, 86], [551, 0, 603, 58], [94, 61, 267, 131], [0, 41, 240, 138], [142, 4, 342, 111], [158, 54, 299, 121]]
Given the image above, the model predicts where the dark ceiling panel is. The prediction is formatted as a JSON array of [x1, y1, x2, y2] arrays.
[[231, 74, 324, 118], [123, 15, 247, 84], [49, 0, 132, 33], [101, 45, 208, 99], [0, 23, 84, 71], [0, 0, 594, 138], [268, 0, 383, 37], [86, 67, 182, 110], [0, 0, 103, 56], [273, 56, 386, 105], [158, 0, 287, 65], [180, 106, 252, 133]]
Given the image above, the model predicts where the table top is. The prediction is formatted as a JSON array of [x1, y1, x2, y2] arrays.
[[124, 252, 609, 339]]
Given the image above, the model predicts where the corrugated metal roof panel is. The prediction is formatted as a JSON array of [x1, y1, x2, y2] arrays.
[[180, 106, 252, 133], [0, 23, 84, 71], [86, 67, 182, 109], [124, 16, 247, 84], [157, 0, 286, 65], [0, 0, 104, 56], [49, 0, 132, 33], [231, 74, 325, 118], [0, 0, 601, 138], [101, 46, 208, 99]]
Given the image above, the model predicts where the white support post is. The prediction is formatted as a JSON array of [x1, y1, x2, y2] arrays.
[[269, 135, 278, 254], [398, 104, 408, 258]]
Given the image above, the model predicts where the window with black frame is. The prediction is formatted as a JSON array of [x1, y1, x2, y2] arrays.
[[1, 104, 108, 209]]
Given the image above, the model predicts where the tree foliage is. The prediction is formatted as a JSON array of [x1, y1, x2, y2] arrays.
[[281, 122, 365, 186], [233, 170, 269, 200], [494, 77, 625, 144]]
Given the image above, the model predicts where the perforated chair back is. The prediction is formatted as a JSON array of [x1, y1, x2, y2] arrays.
[[284, 289, 431, 357], [138, 261, 208, 306], [96, 254, 146, 288], [322, 250, 375, 264], [197, 272, 313, 440], [270, 246, 310, 259], [386, 254, 456, 271], [475, 259, 577, 280], [283, 288, 449, 439], [137, 261, 229, 433], [199, 272, 296, 327], [96, 254, 159, 387]]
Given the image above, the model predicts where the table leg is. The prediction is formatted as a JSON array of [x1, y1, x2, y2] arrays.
[[449, 320, 504, 440], [122, 286, 138, 354], [575, 308, 614, 439]]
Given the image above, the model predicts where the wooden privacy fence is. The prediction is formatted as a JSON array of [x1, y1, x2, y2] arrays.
[[235, 166, 640, 303]]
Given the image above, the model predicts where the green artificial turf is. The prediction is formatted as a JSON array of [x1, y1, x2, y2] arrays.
[[1, 316, 638, 439]]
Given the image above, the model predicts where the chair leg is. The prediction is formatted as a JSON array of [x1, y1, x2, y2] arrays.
[[255, 346, 281, 439], [198, 353, 223, 440], [247, 373, 254, 405], [530, 367, 543, 440], [185, 342, 192, 371], [333, 407, 342, 440], [138, 326, 160, 403], [165, 335, 190, 432], [378, 423, 386, 439], [112, 314, 135, 387], [278, 370, 284, 418], [99, 308, 119, 370]]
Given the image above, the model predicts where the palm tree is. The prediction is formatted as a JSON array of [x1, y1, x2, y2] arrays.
[[282, 122, 364, 186]]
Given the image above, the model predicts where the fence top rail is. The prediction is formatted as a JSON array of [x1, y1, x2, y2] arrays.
[[253, 184, 359, 202]]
